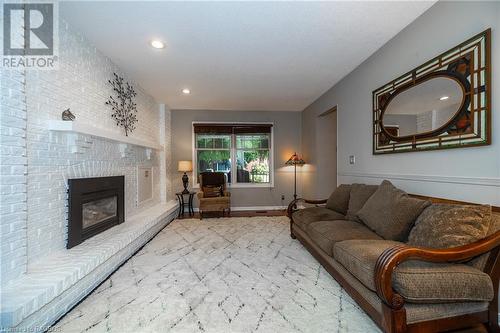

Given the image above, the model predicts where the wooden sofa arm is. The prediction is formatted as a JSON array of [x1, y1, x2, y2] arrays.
[[374, 231, 500, 310], [286, 198, 327, 217]]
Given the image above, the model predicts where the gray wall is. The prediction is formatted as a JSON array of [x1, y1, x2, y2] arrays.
[[302, 1, 500, 204], [171, 109, 302, 208]]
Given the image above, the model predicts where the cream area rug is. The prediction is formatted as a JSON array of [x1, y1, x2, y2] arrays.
[[54, 216, 380, 332]]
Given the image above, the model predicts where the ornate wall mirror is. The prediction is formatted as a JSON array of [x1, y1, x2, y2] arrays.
[[373, 29, 490, 154]]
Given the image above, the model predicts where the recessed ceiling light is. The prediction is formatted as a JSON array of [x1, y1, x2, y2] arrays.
[[439, 96, 449, 101], [182, 88, 191, 95], [150, 40, 165, 49]]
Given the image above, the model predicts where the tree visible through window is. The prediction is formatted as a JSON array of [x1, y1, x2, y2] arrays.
[[236, 134, 270, 183], [195, 134, 231, 182], [194, 126, 272, 185]]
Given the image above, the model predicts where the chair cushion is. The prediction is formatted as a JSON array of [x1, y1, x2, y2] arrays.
[[200, 196, 230, 204], [202, 185, 223, 198], [407, 203, 492, 249], [306, 220, 382, 256], [345, 184, 378, 222], [292, 207, 345, 232], [357, 180, 431, 241], [325, 184, 351, 215], [334, 240, 494, 303]]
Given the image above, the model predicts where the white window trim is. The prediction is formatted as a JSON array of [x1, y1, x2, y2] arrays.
[[191, 121, 275, 189]]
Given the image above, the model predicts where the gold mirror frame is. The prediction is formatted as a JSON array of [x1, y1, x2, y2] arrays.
[[373, 29, 491, 154]]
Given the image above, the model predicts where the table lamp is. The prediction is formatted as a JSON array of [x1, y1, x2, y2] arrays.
[[178, 161, 193, 194]]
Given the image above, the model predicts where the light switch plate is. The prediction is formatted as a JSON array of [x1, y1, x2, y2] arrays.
[[349, 155, 355, 165]]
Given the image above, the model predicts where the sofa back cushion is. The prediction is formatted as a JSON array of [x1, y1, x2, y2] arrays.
[[408, 203, 492, 249], [325, 184, 351, 215], [345, 184, 378, 222], [357, 180, 431, 241]]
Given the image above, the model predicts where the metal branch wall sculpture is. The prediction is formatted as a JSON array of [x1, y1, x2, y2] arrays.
[[105, 73, 138, 136]]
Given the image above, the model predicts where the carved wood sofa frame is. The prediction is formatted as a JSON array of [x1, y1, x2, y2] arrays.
[[287, 195, 500, 333]]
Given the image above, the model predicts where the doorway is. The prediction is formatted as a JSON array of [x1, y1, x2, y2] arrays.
[[315, 106, 337, 198]]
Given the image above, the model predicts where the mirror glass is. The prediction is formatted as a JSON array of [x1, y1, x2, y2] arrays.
[[382, 77, 464, 137]]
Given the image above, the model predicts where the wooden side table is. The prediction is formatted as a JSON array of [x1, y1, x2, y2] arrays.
[[176, 192, 195, 218]]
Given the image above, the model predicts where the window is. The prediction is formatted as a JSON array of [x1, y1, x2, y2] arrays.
[[235, 134, 270, 183], [195, 134, 232, 181], [193, 124, 273, 187]]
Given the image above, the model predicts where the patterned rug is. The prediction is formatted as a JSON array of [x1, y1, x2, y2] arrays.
[[54, 216, 380, 332]]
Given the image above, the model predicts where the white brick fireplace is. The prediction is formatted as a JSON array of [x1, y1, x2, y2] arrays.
[[0, 17, 176, 330]]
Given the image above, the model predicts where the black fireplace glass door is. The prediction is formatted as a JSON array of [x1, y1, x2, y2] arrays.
[[82, 196, 118, 229], [67, 176, 124, 249]]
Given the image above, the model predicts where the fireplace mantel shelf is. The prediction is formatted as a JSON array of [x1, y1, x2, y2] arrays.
[[48, 120, 163, 150]]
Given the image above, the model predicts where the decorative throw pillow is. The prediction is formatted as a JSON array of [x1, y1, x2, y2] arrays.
[[325, 184, 351, 215], [345, 184, 378, 222], [407, 203, 492, 249], [357, 180, 431, 241], [203, 185, 223, 198]]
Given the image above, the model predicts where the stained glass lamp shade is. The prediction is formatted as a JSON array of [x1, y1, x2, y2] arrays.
[[285, 153, 305, 166]]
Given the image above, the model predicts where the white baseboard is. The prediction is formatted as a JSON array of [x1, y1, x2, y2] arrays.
[[193, 205, 286, 212]]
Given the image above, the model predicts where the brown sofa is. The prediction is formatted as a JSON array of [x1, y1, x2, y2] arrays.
[[288, 181, 500, 333]]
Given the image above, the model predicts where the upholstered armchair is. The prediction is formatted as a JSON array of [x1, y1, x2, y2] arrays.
[[197, 172, 231, 219]]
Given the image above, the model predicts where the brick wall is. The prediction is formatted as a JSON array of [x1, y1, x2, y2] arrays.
[[0, 68, 28, 285], [0, 12, 175, 329], [159, 105, 174, 203], [0, 17, 172, 278]]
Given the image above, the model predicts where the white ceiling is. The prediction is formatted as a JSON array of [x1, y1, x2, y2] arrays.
[[60, 1, 435, 111]]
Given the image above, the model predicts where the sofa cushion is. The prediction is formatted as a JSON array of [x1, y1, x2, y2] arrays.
[[292, 207, 345, 232], [345, 184, 378, 222], [407, 203, 492, 249], [357, 180, 431, 241], [333, 239, 401, 290], [393, 261, 494, 304], [306, 220, 382, 256], [325, 184, 351, 215], [333, 240, 494, 303]]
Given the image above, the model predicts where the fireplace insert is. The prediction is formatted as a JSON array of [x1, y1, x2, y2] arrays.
[[67, 176, 125, 249]]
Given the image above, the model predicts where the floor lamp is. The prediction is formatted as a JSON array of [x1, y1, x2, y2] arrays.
[[285, 152, 305, 201]]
